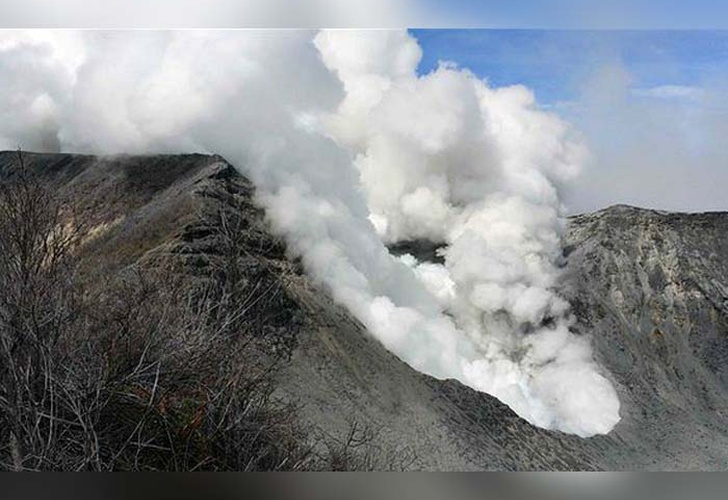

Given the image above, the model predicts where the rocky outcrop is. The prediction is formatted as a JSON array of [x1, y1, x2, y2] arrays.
[[559, 205, 728, 469]]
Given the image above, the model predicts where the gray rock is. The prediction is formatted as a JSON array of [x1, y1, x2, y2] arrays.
[[3, 151, 726, 470]]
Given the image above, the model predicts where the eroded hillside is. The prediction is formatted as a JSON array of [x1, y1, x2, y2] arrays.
[[1, 152, 726, 470]]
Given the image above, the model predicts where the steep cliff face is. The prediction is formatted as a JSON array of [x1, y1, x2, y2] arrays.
[[560, 206, 728, 469], [2, 152, 726, 470]]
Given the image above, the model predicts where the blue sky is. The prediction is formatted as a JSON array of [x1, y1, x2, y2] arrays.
[[417, 1, 728, 29], [410, 30, 728, 213], [412, 30, 728, 104]]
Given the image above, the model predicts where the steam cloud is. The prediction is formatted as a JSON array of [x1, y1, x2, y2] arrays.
[[0, 29, 620, 436]]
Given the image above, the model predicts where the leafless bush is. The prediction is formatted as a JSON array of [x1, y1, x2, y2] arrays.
[[0, 151, 412, 471], [79, 268, 312, 471], [320, 419, 418, 471], [0, 150, 85, 470], [0, 151, 312, 470]]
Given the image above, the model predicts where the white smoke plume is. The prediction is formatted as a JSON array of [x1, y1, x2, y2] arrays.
[[0, 29, 620, 436]]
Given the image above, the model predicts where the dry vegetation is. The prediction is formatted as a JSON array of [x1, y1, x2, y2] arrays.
[[0, 151, 411, 471], [0, 151, 318, 471]]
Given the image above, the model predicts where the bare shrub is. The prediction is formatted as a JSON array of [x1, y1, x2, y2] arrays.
[[320, 419, 418, 471], [0, 151, 312, 470], [0, 150, 85, 470]]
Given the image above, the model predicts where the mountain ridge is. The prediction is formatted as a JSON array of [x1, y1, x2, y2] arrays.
[[1, 150, 726, 470]]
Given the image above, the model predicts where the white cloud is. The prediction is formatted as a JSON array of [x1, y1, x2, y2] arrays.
[[318, 30, 619, 436], [632, 85, 706, 101], [562, 61, 728, 214], [0, 29, 621, 437]]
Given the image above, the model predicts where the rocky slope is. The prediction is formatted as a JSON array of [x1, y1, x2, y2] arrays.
[[2, 151, 726, 470], [560, 205, 728, 469]]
